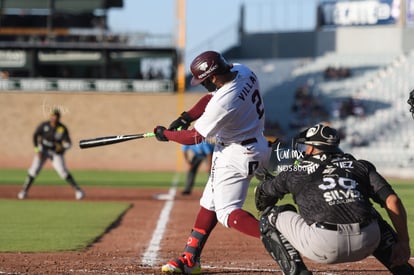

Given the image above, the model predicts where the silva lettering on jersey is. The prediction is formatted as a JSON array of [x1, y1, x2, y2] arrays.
[[319, 176, 364, 205], [237, 75, 257, 101], [323, 189, 363, 205]]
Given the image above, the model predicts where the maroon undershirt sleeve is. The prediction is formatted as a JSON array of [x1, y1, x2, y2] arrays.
[[186, 93, 213, 120], [164, 128, 204, 145], [162, 93, 212, 144]]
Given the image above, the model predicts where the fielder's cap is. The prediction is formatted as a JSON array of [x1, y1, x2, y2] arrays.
[[296, 123, 341, 152], [51, 108, 61, 117]]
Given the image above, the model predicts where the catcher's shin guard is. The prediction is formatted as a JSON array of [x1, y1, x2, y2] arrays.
[[372, 210, 414, 275], [259, 205, 311, 275]]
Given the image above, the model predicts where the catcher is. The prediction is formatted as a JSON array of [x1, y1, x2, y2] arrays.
[[408, 89, 414, 118], [18, 109, 85, 200], [255, 123, 414, 275]]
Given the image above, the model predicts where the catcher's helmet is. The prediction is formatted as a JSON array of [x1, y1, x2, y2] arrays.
[[190, 51, 231, 86], [294, 123, 341, 153]]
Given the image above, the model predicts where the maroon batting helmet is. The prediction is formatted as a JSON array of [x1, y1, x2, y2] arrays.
[[190, 51, 231, 86]]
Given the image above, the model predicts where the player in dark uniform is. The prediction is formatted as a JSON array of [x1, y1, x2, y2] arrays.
[[18, 109, 85, 200], [255, 123, 413, 275], [408, 89, 414, 119]]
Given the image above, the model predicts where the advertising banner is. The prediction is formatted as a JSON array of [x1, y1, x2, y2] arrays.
[[319, 0, 400, 27], [407, 0, 414, 25], [0, 79, 175, 93]]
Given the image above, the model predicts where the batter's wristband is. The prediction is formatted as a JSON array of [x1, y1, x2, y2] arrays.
[[180, 111, 193, 122], [34, 147, 39, 153]]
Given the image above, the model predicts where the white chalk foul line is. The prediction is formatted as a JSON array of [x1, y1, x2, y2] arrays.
[[141, 173, 180, 266]]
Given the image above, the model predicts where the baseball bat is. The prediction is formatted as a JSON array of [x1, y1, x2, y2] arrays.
[[79, 132, 155, 149]]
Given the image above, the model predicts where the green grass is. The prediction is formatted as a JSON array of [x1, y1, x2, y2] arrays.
[[0, 199, 130, 252], [0, 169, 413, 253], [0, 168, 188, 187]]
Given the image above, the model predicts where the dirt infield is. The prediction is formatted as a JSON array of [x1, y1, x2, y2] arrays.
[[1, 185, 410, 275]]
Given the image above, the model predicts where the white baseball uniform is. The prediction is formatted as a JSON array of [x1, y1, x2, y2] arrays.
[[194, 63, 271, 227]]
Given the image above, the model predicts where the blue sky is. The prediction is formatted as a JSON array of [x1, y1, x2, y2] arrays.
[[108, 0, 319, 64]]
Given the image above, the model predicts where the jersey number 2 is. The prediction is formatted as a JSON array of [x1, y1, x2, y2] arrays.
[[252, 90, 264, 119]]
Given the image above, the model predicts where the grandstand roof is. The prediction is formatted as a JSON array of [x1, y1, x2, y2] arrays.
[[0, 0, 123, 13]]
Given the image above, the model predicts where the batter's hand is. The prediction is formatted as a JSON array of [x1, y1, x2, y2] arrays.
[[168, 111, 192, 131], [154, 126, 169, 141]]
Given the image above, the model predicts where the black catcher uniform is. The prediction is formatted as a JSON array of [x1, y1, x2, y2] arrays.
[[255, 123, 413, 275]]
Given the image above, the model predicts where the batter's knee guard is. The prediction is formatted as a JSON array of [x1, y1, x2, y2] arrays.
[[259, 204, 312, 275], [372, 210, 414, 275]]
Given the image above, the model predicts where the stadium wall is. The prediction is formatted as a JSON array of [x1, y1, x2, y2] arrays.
[[335, 26, 402, 54], [0, 91, 203, 171], [239, 26, 414, 58]]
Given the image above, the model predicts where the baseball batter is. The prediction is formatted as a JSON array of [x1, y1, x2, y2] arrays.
[[255, 123, 414, 275], [153, 51, 271, 274], [18, 109, 84, 200]]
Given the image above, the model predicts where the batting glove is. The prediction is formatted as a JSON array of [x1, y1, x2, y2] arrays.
[[168, 111, 192, 131], [154, 126, 169, 142]]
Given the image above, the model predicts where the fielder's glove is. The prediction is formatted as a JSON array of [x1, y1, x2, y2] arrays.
[[255, 181, 278, 212], [168, 111, 193, 131], [54, 142, 65, 154], [154, 126, 169, 142]]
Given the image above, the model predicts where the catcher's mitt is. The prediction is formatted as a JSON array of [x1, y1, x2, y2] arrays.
[[408, 89, 414, 119], [255, 181, 278, 212], [254, 167, 275, 182]]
